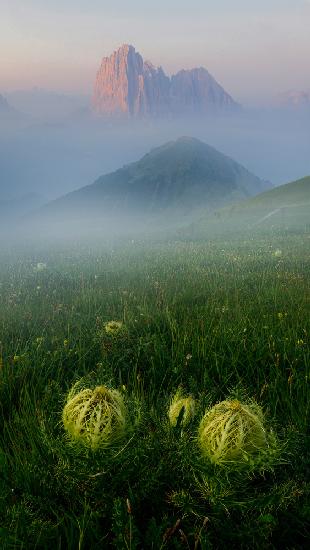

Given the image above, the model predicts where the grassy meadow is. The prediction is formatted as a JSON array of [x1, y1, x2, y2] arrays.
[[0, 227, 309, 548]]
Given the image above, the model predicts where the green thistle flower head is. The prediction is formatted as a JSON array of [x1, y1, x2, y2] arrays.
[[168, 391, 196, 427], [62, 383, 127, 451], [198, 399, 267, 465], [104, 320, 124, 336]]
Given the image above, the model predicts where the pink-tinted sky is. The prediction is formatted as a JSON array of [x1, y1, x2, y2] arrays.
[[1, 0, 310, 103]]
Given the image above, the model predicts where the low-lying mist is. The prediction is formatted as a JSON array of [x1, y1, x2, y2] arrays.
[[0, 106, 309, 207]]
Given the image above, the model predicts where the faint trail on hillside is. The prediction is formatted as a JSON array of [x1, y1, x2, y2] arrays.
[[254, 208, 282, 225], [253, 203, 308, 226]]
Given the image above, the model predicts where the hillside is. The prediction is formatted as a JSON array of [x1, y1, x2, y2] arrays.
[[38, 137, 269, 229], [238, 175, 310, 208], [186, 175, 310, 237]]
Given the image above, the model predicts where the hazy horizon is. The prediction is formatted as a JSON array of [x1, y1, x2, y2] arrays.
[[1, 110, 309, 203], [1, 0, 309, 220], [1, 0, 310, 104]]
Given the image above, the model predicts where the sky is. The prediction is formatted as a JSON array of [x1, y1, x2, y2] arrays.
[[1, 0, 310, 103]]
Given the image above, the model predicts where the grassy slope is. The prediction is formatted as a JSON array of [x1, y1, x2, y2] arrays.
[[233, 175, 310, 209], [186, 176, 310, 238]]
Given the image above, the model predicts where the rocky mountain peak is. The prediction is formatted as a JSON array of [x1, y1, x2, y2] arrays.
[[92, 45, 239, 118]]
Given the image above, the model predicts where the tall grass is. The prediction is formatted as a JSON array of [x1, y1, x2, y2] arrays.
[[0, 231, 309, 548]]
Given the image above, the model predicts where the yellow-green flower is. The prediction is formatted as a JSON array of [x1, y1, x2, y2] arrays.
[[62, 383, 127, 451], [104, 320, 124, 336], [198, 399, 266, 465], [168, 391, 196, 427]]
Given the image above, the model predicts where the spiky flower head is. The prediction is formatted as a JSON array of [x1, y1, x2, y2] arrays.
[[104, 320, 124, 336], [198, 399, 266, 465], [168, 391, 196, 427], [62, 383, 127, 451]]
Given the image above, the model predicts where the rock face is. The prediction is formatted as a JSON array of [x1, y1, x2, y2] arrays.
[[92, 45, 238, 117], [170, 68, 236, 114]]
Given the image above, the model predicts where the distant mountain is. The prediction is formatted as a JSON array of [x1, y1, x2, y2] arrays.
[[275, 90, 310, 109], [0, 93, 26, 129], [7, 88, 89, 119], [0, 193, 46, 223], [0, 94, 11, 113], [186, 175, 310, 237], [92, 44, 239, 118], [0, 93, 19, 117], [38, 137, 269, 228]]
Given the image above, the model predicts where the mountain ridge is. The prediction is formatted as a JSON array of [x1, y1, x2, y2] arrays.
[[92, 44, 239, 118]]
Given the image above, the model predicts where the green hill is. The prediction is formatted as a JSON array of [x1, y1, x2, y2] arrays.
[[186, 175, 310, 237], [40, 137, 269, 225], [236, 175, 310, 209]]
